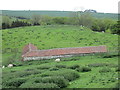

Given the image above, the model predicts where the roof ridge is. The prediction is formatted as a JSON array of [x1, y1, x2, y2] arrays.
[[30, 45, 106, 52]]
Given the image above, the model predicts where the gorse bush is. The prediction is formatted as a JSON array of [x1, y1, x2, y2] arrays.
[[41, 69, 80, 81], [88, 63, 118, 68], [13, 70, 41, 77], [76, 67, 91, 72], [88, 63, 109, 67], [62, 57, 80, 61], [49, 67, 59, 71], [33, 76, 69, 88], [37, 65, 51, 69], [55, 64, 66, 68], [99, 68, 112, 73], [20, 82, 59, 88], [81, 67, 91, 72], [67, 64, 80, 69], [27, 75, 68, 88], [75, 67, 83, 72], [115, 67, 120, 72], [3, 78, 27, 87]]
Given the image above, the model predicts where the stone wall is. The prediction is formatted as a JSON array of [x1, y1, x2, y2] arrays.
[[23, 54, 73, 61]]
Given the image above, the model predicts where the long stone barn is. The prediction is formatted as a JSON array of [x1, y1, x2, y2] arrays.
[[22, 43, 107, 61]]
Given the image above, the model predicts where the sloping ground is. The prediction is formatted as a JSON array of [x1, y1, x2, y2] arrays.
[[2, 25, 119, 88], [2, 25, 118, 65], [2, 55, 119, 88]]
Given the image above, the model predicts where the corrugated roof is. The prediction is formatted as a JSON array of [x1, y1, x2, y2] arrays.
[[22, 44, 107, 57]]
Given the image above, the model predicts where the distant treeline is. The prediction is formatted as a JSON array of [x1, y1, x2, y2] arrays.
[[1, 13, 120, 35]]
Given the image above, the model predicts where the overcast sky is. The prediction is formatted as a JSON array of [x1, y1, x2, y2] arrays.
[[0, 0, 119, 13]]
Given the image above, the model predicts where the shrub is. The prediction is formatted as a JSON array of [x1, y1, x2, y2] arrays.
[[75, 67, 83, 72], [99, 68, 112, 73], [88, 63, 108, 67], [41, 69, 80, 81], [115, 68, 120, 72], [3, 78, 26, 87], [62, 57, 80, 61], [13, 70, 41, 78], [20, 82, 59, 88], [67, 64, 80, 69], [88, 63, 118, 68], [37, 65, 51, 69], [114, 82, 120, 88], [55, 64, 66, 68], [49, 67, 59, 71], [76, 67, 91, 72], [82, 67, 91, 72], [41, 76, 69, 88]]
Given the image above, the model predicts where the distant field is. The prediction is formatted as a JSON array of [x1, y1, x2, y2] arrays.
[[2, 10, 118, 20], [2, 25, 118, 65]]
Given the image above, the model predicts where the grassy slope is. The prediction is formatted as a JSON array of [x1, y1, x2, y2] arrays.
[[2, 25, 118, 65], [2, 55, 118, 88], [2, 25, 119, 88]]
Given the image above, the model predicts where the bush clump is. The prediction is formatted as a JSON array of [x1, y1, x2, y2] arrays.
[[49, 67, 59, 71], [115, 68, 120, 72], [41, 69, 80, 81], [3, 78, 26, 87], [82, 67, 91, 72], [16, 70, 41, 77], [55, 64, 66, 68], [28, 76, 68, 88], [76, 67, 91, 72], [67, 64, 80, 69], [99, 68, 112, 73], [88, 63, 108, 67], [40, 76, 68, 88], [37, 65, 51, 69], [20, 82, 59, 88]]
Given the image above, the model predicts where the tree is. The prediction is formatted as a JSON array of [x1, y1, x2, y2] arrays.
[[40, 15, 53, 25], [91, 18, 116, 32], [31, 15, 41, 25], [75, 12, 95, 28], [2, 16, 12, 29], [110, 21, 120, 35]]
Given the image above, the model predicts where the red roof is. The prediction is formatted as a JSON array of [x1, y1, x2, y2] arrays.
[[22, 43, 37, 55], [22, 44, 107, 57]]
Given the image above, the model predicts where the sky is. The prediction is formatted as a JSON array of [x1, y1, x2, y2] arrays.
[[0, 0, 119, 13]]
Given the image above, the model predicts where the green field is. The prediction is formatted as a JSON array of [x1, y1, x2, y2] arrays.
[[2, 25, 119, 88], [2, 10, 118, 20]]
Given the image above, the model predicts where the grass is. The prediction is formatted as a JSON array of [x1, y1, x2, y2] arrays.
[[2, 25, 119, 88], [2, 25, 118, 65], [2, 55, 119, 88]]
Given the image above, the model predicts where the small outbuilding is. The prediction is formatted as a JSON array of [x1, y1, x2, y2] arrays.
[[22, 43, 107, 61]]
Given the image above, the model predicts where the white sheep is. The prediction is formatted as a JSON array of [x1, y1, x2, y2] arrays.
[[2, 66, 5, 68], [8, 64, 13, 68], [102, 31, 104, 33], [55, 58, 61, 62]]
